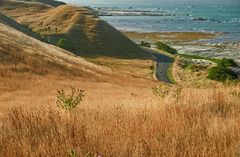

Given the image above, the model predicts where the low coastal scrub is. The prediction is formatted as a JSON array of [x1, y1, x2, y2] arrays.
[[179, 54, 238, 68], [217, 58, 238, 67], [156, 42, 177, 54], [56, 38, 73, 51], [207, 58, 238, 82], [1, 86, 240, 156], [139, 41, 151, 48], [178, 58, 208, 72], [207, 66, 238, 82], [179, 54, 238, 82], [178, 53, 219, 62]]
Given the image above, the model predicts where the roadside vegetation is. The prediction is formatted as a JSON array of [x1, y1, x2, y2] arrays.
[[217, 58, 238, 67], [156, 42, 177, 54], [178, 54, 237, 67], [207, 66, 238, 82], [139, 41, 151, 48], [178, 53, 218, 62], [178, 53, 238, 82], [207, 58, 238, 82], [167, 62, 177, 84]]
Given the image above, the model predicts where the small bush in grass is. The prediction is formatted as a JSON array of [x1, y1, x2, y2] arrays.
[[56, 87, 85, 111], [56, 38, 73, 51], [156, 42, 177, 54], [152, 84, 182, 100], [69, 149, 78, 157], [139, 41, 151, 48], [207, 66, 238, 82]]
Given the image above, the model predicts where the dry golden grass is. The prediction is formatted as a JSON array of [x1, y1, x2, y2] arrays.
[[85, 57, 155, 80], [123, 31, 217, 43], [1, 85, 240, 157], [0, 17, 157, 113], [0, 21, 111, 77], [1, 2, 240, 157]]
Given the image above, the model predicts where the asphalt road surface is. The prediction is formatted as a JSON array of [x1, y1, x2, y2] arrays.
[[144, 48, 174, 83]]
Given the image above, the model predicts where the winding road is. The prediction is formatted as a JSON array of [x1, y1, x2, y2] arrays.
[[144, 48, 174, 84]]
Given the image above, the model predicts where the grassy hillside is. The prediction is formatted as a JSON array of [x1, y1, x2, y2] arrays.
[[0, 20, 110, 80], [0, 1, 150, 59], [0, 13, 37, 38]]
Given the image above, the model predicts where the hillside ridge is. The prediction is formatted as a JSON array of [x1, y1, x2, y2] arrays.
[[0, 1, 150, 59], [0, 19, 110, 79], [17, 0, 66, 7]]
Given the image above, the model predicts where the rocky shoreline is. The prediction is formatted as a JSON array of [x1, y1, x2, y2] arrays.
[[175, 41, 240, 64], [124, 31, 240, 64]]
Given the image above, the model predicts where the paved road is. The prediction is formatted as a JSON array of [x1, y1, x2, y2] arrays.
[[144, 48, 174, 84]]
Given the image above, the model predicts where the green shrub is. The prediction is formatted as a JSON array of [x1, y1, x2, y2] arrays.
[[56, 87, 85, 111], [69, 149, 78, 157], [139, 41, 151, 48], [156, 42, 177, 54], [56, 38, 73, 51], [152, 84, 182, 100], [207, 66, 238, 82], [217, 58, 238, 68], [186, 64, 208, 72]]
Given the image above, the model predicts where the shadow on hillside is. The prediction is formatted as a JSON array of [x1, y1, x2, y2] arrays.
[[0, 2, 152, 60], [0, 13, 37, 39], [51, 34, 153, 60], [48, 18, 152, 60]]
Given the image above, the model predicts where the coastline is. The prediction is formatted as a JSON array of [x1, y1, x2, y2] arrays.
[[123, 31, 240, 64]]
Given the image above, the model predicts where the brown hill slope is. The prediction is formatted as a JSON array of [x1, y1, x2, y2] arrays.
[[0, 1, 150, 59], [0, 19, 109, 80], [0, 13, 37, 38]]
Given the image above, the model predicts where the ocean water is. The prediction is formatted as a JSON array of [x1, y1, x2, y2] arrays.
[[85, 1, 240, 43]]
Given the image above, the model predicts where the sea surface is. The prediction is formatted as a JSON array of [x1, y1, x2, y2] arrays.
[[83, 1, 240, 43]]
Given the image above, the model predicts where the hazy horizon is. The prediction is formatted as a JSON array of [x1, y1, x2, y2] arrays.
[[62, 0, 240, 7]]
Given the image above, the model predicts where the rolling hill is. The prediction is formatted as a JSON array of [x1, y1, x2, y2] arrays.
[[0, 13, 37, 38], [0, 0, 150, 59], [0, 13, 109, 80]]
